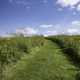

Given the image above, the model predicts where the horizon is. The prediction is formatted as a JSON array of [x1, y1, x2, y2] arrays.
[[1, 0, 80, 36]]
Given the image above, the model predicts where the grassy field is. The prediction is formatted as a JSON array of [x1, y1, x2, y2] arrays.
[[0, 35, 80, 80]]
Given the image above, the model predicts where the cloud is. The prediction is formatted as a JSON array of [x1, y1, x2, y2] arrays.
[[77, 4, 80, 11], [56, 0, 80, 11], [0, 34, 14, 38], [42, 22, 80, 36], [56, 0, 80, 7], [67, 29, 78, 33], [67, 28, 79, 34], [44, 30, 58, 36], [63, 21, 80, 35], [71, 20, 80, 25], [6, 22, 80, 37], [16, 27, 38, 36], [40, 24, 53, 28], [15, 0, 28, 5], [9, 0, 31, 9]]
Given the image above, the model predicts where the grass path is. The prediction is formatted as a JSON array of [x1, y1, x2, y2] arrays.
[[6, 40, 78, 80]]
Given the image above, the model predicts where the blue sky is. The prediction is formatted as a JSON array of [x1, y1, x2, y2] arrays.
[[0, 0, 80, 36]]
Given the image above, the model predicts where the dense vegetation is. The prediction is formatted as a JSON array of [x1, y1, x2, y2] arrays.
[[0, 35, 80, 80]]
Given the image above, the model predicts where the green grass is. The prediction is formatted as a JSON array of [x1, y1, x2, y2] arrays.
[[6, 40, 78, 80], [47, 36, 80, 67], [0, 36, 80, 80], [0, 36, 45, 80]]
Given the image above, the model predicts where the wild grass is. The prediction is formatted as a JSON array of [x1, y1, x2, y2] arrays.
[[0, 35, 80, 80]]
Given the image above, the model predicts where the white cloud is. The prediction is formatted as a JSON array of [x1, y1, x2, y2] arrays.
[[0, 34, 14, 38], [77, 4, 80, 11], [9, 22, 80, 37], [71, 20, 80, 25], [16, 27, 38, 36], [56, 0, 80, 7], [63, 21, 80, 35], [44, 22, 80, 35], [67, 28, 79, 34], [56, 0, 80, 11], [9, 0, 31, 9], [67, 29, 78, 33], [15, 0, 28, 5], [40, 24, 53, 28], [41, 22, 80, 36], [44, 30, 58, 36]]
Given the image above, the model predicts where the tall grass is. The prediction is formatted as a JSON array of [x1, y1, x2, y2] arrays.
[[47, 36, 80, 67], [0, 35, 80, 80], [0, 36, 45, 80], [6, 41, 77, 80]]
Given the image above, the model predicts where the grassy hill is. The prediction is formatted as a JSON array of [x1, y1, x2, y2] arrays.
[[0, 35, 80, 80]]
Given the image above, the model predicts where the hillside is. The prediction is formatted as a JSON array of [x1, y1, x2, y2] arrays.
[[0, 36, 80, 80]]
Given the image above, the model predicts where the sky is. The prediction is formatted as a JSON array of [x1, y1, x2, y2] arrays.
[[1, 0, 80, 36]]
